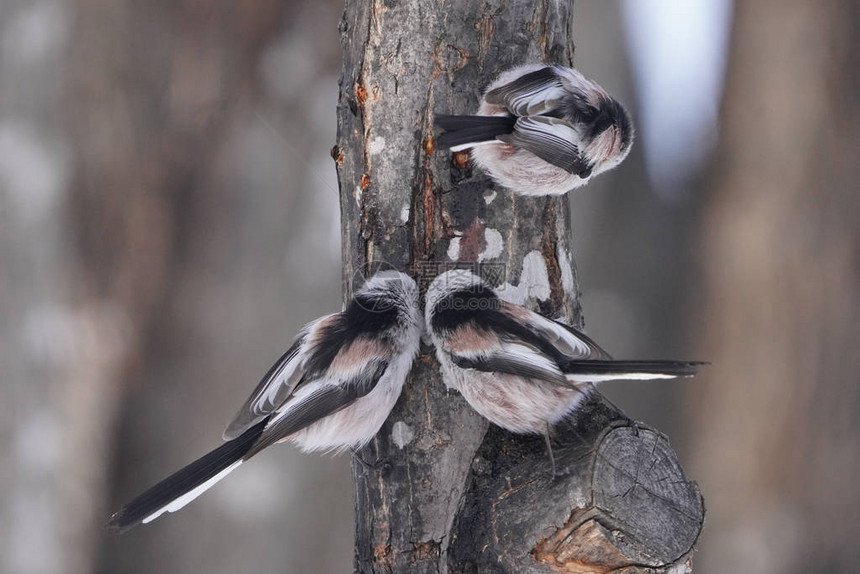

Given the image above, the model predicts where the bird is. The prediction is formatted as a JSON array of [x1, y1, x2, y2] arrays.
[[107, 270, 422, 533], [424, 270, 703, 464], [435, 63, 634, 196]]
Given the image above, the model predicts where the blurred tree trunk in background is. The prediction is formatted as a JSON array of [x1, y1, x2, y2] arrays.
[[3, 1, 350, 574], [82, 1, 355, 573], [568, 2, 704, 451], [1, 4, 125, 573], [689, 1, 860, 572]]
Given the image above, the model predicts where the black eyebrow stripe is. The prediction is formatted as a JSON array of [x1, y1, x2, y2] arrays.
[[304, 298, 398, 378]]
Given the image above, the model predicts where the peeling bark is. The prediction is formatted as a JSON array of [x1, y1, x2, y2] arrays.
[[335, 1, 703, 572]]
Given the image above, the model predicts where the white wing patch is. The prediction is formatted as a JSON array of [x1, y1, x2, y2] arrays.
[[222, 345, 306, 440], [518, 116, 581, 145], [448, 338, 567, 386], [483, 66, 567, 117], [507, 86, 566, 116], [524, 312, 597, 358], [266, 378, 333, 426], [254, 358, 304, 413], [449, 139, 501, 153], [496, 341, 565, 377], [500, 301, 609, 360], [502, 117, 585, 174]]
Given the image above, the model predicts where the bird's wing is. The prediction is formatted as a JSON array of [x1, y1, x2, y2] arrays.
[[245, 334, 394, 456], [485, 66, 566, 116], [498, 116, 591, 175], [498, 303, 707, 383], [222, 323, 316, 440], [449, 334, 569, 386], [432, 288, 607, 386], [498, 301, 613, 361], [223, 298, 400, 440]]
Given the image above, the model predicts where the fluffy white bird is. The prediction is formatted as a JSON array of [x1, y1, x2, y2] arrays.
[[425, 270, 702, 437], [436, 64, 634, 196], [108, 271, 422, 533]]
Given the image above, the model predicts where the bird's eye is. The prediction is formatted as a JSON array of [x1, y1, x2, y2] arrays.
[[579, 105, 599, 122], [569, 95, 598, 122]]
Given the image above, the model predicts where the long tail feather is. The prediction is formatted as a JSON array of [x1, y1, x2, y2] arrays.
[[106, 419, 268, 534], [562, 360, 706, 383], [434, 114, 516, 148]]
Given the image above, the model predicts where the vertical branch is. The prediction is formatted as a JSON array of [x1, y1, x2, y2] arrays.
[[335, 1, 703, 572]]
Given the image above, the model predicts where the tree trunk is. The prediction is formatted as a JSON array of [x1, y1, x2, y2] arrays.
[[688, 1, 860, 572], [335, 1, 704, 572]]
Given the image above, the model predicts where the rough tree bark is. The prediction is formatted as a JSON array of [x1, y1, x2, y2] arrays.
[[334, 1, 704, 572]]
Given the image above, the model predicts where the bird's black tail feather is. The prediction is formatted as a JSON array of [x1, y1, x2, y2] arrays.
[[435, 114, 516, 148], [106, 418, 268, 534], [560, 360, 706, 379]]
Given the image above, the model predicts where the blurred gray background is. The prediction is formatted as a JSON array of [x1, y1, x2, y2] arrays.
[[2, 0, 858, 573]]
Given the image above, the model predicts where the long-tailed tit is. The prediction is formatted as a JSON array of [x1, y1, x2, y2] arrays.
[[425, 270, 702, 438], [435, 64, 633, 196], [107, 271, 422, 533]]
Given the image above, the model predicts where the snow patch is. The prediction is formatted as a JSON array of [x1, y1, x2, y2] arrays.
[[498, 250, 551, 305], [391, 421, 414, 449], [559, 250, 575, 292], [448, 228, 504, 262], [447, 236, 462, 261], [481, 228, 504, 261]]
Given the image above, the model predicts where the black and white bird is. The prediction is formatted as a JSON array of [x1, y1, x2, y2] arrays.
[[435, 64, 633, 196], [425, 270, 702, 438], [107, 271, 422, 533]]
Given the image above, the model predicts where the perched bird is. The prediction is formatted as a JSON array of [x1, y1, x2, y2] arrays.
[[107, 271, 422, 533], [435, 64, 634, 196], [425, 270, 702, 449]]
